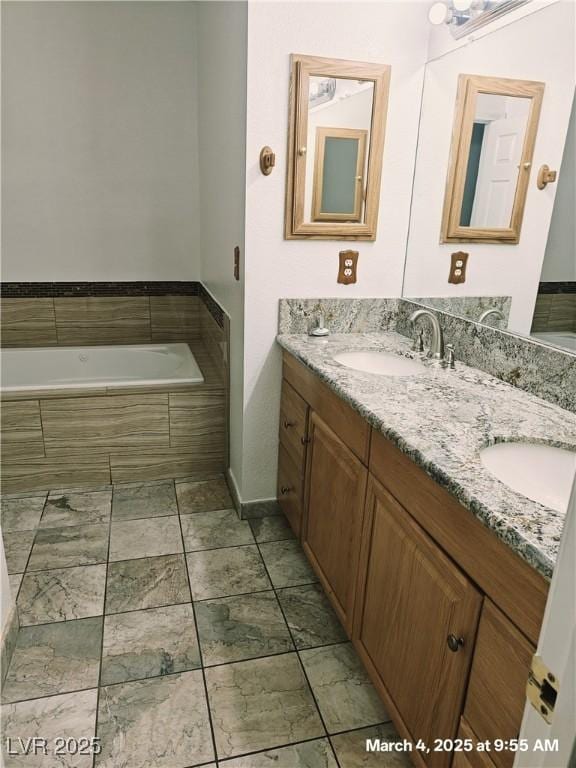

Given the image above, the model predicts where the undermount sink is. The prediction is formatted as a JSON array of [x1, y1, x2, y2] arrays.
[[480, 442, 576, 513], [333, 351, 425, 377]]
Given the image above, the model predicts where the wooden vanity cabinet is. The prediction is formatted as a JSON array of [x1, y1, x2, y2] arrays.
[[354, 476, 482, 767], [302, 411, 368, 634], [277, 351, 548, 768]]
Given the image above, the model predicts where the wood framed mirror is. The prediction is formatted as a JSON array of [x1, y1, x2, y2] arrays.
[[441, 74, 545, 244], [285, 54, 391, 240]]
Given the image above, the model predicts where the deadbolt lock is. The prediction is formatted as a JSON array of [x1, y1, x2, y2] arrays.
[[526, 655, 558, 724]]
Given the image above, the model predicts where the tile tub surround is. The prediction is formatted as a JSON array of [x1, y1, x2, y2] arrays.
[[397, 299, 576, 413], [0, 344, 226, 493], [276, 332, 576, 579], [0, 475, 404, 768]]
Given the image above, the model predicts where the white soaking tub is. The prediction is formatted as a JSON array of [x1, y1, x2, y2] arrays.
[[1, 343, 204, 393]]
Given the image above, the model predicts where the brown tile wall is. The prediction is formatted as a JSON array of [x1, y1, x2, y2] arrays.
[[531, 293, 576, 333]]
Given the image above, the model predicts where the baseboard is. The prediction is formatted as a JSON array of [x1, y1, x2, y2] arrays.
[[224, 469, 281, 521], [1, 603, 19, 683]]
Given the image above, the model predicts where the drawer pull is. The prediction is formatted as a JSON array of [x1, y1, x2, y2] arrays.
[[301, 436, 311, 445], [280, 485, 292, 495], [447, 634, 464, 652], [283, 419, 295, 429]]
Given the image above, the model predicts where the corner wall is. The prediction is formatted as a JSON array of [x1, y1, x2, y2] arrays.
[[241, 0, 430, 501], [196, 1, 248, 493]]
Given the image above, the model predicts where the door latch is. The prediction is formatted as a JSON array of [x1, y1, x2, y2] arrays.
[[526, 655, 558, 724]]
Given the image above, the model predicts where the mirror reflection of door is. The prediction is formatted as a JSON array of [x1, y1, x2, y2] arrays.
[[312, 127, 367, 222], [303, 76, 374, 224], [460, 94, 531, 229]]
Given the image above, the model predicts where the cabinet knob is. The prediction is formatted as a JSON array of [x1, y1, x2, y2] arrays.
[[447, 634, 464, 652], [283, 419, 295, 429], [301, 436, 311, 445], [280, 486, 291, 495]]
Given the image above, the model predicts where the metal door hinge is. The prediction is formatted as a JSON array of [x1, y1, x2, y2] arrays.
[[526, 655, 558, 724]]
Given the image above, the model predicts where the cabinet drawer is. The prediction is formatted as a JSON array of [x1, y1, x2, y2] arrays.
[[452, 719, 497, 768], [463, 601, 533, 768], [279, 379, 308, 470], [277, 443, 303, 537]]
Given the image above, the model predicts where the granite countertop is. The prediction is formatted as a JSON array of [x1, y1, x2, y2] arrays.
[[277, 331, 576, 580]]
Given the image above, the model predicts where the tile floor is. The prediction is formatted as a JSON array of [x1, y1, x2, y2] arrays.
[[1, 476, 411, 768]]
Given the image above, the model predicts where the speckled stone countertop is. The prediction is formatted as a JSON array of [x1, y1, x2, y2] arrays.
[[277, 331, 576, 580]]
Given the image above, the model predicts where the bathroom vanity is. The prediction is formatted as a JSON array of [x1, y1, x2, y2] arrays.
[[275, 334, 574, 768]]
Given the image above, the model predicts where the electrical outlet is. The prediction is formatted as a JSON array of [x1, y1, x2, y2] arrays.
[[448, 251, 468, 284], [338, 250, 358, 284]]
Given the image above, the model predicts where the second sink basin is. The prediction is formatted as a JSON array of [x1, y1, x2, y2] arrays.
[[333, 351, 425, 377], [480, 442, 576, 513]]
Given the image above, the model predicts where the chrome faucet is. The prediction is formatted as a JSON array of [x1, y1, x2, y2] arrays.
[[478, 308, 505, 326], [409, 309, 444, 360]]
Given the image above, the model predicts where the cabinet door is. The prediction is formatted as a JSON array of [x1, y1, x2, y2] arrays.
[[452, 719, 497, 768], [354, 476, 482, 767], [279, 379, 309, 471], [302, 411, 368, 634], [463, 600, 534, 768], [278, 443, 303, 537]]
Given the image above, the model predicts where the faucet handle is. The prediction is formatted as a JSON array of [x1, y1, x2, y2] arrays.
[[445, 343, 455, 369]]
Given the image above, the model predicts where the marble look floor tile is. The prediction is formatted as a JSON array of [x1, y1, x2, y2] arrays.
[[105, 554, 190, 613], [95, 670, 214, 768], [112, 480, 177, 521], [187, 545, 271, 601], [101, 603, 200, 686], [176, 476, 233, 514], [2, 531, 35, 574], [8, 573, 24, 600], [195, 591, 293, 666], [109, 515, 182, 561], [1, 496, 45, 532], [1, 689, 98, 768], [27, 524, 109, 571], [258, 540, 318, 588], [300, 643, 388, 733], [206, 653, 325, 759], [181, 509, 254, 552], [331, 723, 412, 767], [276, 584, 347, 649], [17, 564, 106, 626], [40, 491, 112, 529], [222, 739, 337, 767], [2, 617, 102, 704], [1, 489, 48, 500], [249, 515, 295, 543], [48, 485, 113, 496]]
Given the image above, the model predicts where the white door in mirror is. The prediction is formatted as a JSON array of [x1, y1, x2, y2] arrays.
[[480, 442, 576, 513]]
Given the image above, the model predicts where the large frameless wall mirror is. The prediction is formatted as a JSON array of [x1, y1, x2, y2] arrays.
[[285, 54, 391, 240], [441, 74, 544, 244], [402, 0, 575, 353]]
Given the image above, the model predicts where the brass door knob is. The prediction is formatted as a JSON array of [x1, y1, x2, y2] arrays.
[[447, 634, 464, 652]]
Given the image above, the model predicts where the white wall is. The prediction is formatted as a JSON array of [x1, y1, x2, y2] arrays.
[[402, 1, 575, 335], [2, 1, 201, 281], [541, 92, 576, 282], [241, 0, 429, 501], [196, 1, 248, 493]]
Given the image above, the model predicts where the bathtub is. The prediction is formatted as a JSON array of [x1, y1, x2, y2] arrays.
[[1, 343, 204, 393]]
